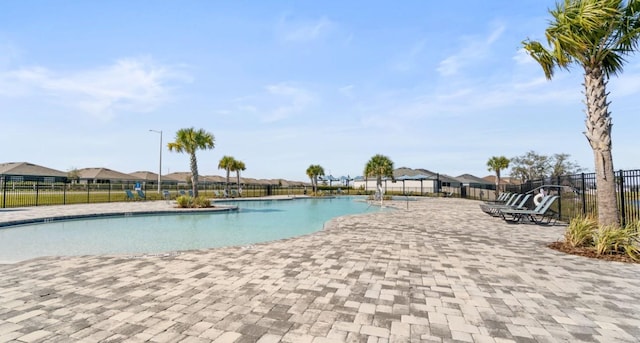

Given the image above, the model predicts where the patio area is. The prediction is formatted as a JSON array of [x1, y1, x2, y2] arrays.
[[1, 198, 639, 342]]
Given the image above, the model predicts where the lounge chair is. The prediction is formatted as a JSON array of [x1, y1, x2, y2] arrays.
[[125, 189, 135, 201], [188, 190, 194, 197], [137, 190, 146, 200], [483, 194, 531, 216], [179, 190, 186, 196], [163, 190, 171, 201], [213, 190, 222, 198], [230, 190, 238, 198], [480, 193, 521, 214], [484, 192, 511, 204], [500, 195, 559, 224]]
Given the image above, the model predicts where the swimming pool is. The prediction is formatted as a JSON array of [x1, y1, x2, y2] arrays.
[[0, 197, 385, 263]]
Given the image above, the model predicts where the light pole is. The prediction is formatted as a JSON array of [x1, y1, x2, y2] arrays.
[[149, 129, 162, 193]]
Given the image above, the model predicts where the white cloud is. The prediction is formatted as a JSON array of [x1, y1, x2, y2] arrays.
[[339, 84, 355, 97], [263, 83, 314, 122], [436, 23, 506, 76], [392, 39, 427, 72], [513, 47, 535, 65], [277, 15, 335, 42], [0, 57, 189, 120]]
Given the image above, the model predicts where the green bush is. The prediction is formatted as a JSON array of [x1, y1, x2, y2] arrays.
[[175, 195, 212, 208], [176, 195, 193, 208], [565, 215, 597, 248], [193, 196, 212, 208], [592, 224, 639, 260]]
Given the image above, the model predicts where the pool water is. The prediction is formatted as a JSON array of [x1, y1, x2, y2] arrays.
[[0, 197, 384, 263]]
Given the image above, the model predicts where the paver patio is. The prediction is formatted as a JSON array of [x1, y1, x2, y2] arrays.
[[1, 197, 639, 342]]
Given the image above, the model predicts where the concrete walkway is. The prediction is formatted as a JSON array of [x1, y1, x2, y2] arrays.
[[1, 198, 639, 342]]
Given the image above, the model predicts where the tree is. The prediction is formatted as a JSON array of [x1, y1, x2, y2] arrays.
[[509, 151, 551, 182], [306, 164, 325, 194], [232, 159, 246, 196], [364, 154, 395, 190], [551, 153, 584, 177], [218, 155, 236, 196], [167, 127, 215, 198], [486, 156, 510, 197], [67, 168, 80, 184], [522, 0, 640, 226]]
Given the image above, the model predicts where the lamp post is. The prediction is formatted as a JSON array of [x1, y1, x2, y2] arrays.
[[149, 129, 162, 193]]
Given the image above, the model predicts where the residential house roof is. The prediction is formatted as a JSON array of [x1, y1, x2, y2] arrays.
[[78, 168, 142, 181], [0, 162, 67, 177]]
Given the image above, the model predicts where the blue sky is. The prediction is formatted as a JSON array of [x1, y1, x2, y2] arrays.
[[2, 1, 639, 182]]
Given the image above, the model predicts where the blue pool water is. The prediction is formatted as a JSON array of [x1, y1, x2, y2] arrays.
[[0, 197, 384, 263]]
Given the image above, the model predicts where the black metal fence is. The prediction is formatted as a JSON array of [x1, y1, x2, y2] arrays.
[[0, 176, 314, 208], [4, 170, 640, 225], [493, 170, 640, 226]]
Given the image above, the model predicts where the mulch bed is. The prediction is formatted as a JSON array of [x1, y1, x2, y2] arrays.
[[548, 241, 639, 264]]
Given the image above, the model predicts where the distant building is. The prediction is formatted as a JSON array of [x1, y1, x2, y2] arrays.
[[77, 167, 142, 184], [0, 162, 67, 183], [351, 167, 461, 195]]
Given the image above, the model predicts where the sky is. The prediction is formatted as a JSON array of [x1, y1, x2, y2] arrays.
[[2, 1, 640, 182]]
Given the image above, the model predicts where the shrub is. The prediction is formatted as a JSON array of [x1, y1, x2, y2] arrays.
[[176, 195, 193, 208], [193, 196, 212, 208], [592, 224, 639, 260], [175, 195, 212, 208], [565, 215, 597, 248]]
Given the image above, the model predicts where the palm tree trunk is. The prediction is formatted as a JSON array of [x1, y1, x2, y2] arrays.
[[236, 171, 241, 196], [226, 170, 230, 195], [495, 170, 501, 199], [584, 66, 619, 227], [190, 152, 199, 198]]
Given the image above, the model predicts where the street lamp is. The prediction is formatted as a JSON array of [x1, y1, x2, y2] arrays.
[[149, 129, 162, 193]]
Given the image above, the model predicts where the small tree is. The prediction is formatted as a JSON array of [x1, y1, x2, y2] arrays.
[[487, 156, 510, 197], [364, 154, 394, 191], [232, 159, 246, 196], [306, 164, 325, 194], [218, 155, 236, 196], [167, 127, 215, 198]]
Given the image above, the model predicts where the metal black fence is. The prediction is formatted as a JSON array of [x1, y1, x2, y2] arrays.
[[0, 176, 316, 208], [4, 170, 640, 225], [495, 170, 640, 226]]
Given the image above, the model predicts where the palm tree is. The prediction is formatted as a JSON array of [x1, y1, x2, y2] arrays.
[[305, 164, 325, 194], [364, 154, 394, 191], [487, 156, 510, 198], [522, 0, 640, 226], [218, 156, 236, 196], [232, 159, 246, 196], [167, 127, 215, 198]]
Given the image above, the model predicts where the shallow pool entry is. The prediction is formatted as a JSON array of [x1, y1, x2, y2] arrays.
[[0, 197, 386, 262]]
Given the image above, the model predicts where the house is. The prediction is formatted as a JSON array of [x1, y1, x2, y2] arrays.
[[77, 167, 142, 184], [0, 162, 67, 183], [455, 174, 495, 200], [351, 167, 462, 195]]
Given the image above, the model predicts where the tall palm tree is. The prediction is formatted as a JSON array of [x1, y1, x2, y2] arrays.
[[218, 155, 236, 196], [167, 127, 215, 198], [306, 164, 325, 194], [522, 0, 640, 226], [232, 159, 246, 196], [487, 156, 510, 198], [364, 154, 394, 191]]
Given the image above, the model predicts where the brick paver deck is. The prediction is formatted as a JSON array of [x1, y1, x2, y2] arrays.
[[1, 198, 639, 342]]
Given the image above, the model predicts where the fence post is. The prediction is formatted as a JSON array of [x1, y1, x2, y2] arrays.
[[35, 181, 39, 206], [618, 170, 625, 227], [86, 183, 90, 204], [581, 173, 587, 216], [2, 177, 6, 208], [63, 182, 67, 205]]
